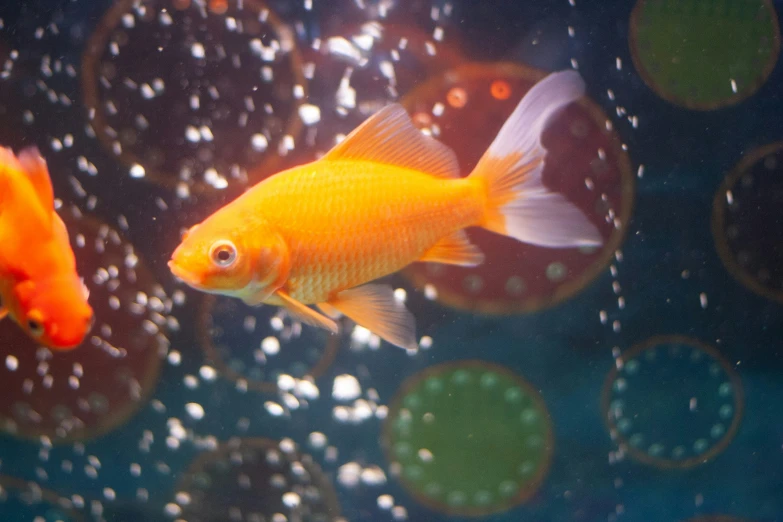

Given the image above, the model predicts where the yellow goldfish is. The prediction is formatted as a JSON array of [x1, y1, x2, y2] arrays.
[[169, 70, 601, 349]]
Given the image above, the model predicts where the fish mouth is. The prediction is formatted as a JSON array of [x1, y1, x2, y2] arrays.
[[49, 332, 87, 351], [168, 259, 204, 288], [46, 314, 93, 351]]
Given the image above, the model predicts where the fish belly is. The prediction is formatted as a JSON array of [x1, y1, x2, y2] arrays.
[[253, 160, 483, 304]]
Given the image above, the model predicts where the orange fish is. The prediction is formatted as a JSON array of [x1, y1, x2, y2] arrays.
[[169, 71, 601, 349], [0, 147, 93, 349]]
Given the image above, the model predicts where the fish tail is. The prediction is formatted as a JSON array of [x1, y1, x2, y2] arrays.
[[468, 70, 602, 248]]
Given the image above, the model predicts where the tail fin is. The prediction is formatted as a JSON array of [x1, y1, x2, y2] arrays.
[[469, 70, 602, 248]]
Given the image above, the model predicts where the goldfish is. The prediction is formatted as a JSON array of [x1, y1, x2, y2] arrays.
[[0, 146, 93, 350], [169, 70, 601, 350]]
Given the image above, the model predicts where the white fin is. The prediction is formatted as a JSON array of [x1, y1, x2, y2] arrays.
[[469, 70, 602, 248], [324, 104, 461, 179], [328, 284, 417, 350]]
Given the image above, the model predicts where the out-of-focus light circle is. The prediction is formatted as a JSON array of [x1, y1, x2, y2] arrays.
[[601, 335, 744, 469], [81, 0, 306, 194], [382, 360, 553, 516], [174, 438, 342, 521], [629, 0, 780, 110], [712, 141, 783, 303]]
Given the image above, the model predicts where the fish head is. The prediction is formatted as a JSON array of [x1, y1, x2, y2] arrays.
[[168, 213, 288, 297], [13, 276, 94, 350]]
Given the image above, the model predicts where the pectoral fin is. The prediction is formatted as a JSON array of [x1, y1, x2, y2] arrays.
[[0, 307, 8, 320], [241, 288, 273, 307], [327, 284, 417, 350], [276, 290, 338, 333], [419, 230, 485, 267]]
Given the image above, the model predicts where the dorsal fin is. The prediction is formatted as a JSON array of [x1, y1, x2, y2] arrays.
[[323, 103, 461, 179], [18, 147, 54, 212], [0, 147, 52, 237]]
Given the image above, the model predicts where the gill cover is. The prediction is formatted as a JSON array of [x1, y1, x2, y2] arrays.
[[241, 229, 291, 306]]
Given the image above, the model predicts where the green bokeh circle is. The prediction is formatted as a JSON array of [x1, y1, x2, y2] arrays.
[[382, 361, 553, 517], [629, 0, 780, 110]]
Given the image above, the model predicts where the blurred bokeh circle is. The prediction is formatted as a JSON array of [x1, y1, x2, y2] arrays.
[[174, 437, 343, 521], [712, 141, 783, 303], [629, 0, 780, 110], [82, 0, 306, 195], [382, 360, 553, 517], [602, 335, 743, 469]]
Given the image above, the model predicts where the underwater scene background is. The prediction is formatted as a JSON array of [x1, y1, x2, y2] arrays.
[[0, 0, 781, 521]]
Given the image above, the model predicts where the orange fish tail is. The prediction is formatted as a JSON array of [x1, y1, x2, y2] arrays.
[[469, 70, 602, 248]]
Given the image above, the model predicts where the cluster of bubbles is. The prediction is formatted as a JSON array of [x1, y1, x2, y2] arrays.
[[81, 0, 306, 195], [171, 437, 344, 521], [197, 295, 339, 395]]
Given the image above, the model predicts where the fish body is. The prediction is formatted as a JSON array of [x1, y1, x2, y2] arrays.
[[0, 147, 93, 350], [169, 70, 602, 349], [239, 162, 482, 305]]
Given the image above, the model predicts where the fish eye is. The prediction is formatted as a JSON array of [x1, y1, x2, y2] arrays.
[[209, 240, 238, 268], [27, 315, 44, 337]]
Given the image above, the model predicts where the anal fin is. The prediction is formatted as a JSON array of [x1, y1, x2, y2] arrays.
[[316, 302, 342, 319], [419, 230, 485, 267], [276, 290, 338, 333], [328, 284, 417, 350]]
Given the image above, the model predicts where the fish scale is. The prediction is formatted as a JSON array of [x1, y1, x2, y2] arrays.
[[254, 160, 483, 303]]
